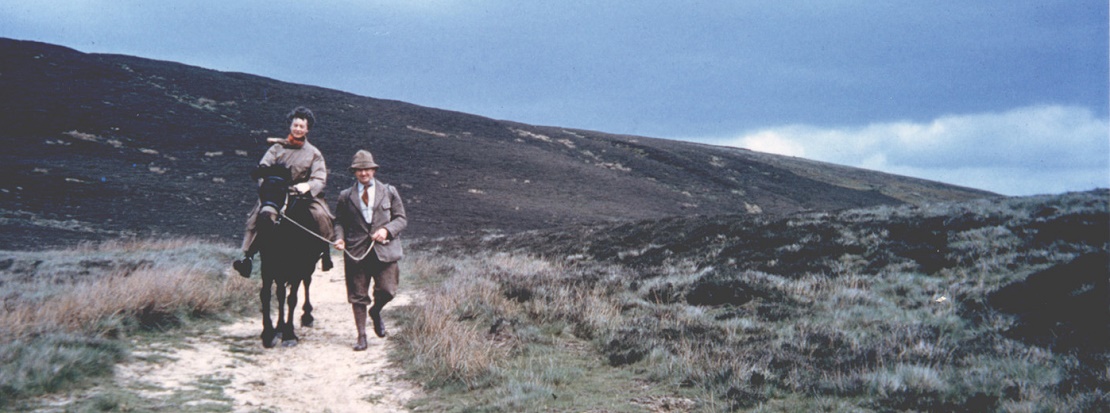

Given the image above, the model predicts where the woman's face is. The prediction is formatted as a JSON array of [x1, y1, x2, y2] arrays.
[[289, 118, 310, 139]]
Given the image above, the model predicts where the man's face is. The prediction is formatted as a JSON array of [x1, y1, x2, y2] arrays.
[[355, 168, 376, 185], [289, 118, 309, 139]]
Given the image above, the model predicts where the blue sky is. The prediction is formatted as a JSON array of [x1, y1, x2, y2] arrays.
[[2, 1, 1106, 196]]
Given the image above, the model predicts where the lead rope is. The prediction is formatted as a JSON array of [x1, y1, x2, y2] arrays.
[[277, 197, 378, 262]]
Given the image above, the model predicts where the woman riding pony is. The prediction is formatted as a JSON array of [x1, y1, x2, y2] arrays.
[[235, 106, 334, 276]]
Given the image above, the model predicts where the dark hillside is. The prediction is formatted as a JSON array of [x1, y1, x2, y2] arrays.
[[474, 190, 1107, 280], [0, 38, 993, 249]]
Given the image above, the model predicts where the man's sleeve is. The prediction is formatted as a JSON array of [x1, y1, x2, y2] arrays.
[[333, 193, 346, 242], [383, 185, 407, 238]]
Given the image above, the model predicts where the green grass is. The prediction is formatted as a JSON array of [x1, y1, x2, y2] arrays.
[[0, 334, 126, 403]]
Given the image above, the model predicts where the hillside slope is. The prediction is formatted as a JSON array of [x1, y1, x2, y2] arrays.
[[0, 38, 994, 249]]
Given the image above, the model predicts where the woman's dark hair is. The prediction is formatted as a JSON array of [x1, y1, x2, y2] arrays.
[[287, 106, 316, 130]]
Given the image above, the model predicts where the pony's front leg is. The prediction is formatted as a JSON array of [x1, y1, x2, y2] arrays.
[[260, 277, 277, 348], [281, 281, 300, 347], [275, 280, 288, 346], [300, 275, 314, 327]]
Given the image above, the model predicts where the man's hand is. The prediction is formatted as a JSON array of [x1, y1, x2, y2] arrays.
[[371, 228, 390, 243], [334, 240, 346, 251], [292, 183, 311, 194]]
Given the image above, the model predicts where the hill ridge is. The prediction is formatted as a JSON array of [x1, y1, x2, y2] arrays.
[[0, 37, 994, 249]]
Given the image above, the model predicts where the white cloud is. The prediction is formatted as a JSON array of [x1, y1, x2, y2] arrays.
[[736, 130, 808, 157], [722, 105, 1109, 196]]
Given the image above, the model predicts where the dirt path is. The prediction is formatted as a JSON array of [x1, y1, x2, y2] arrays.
[[115, 259, 422, 412]]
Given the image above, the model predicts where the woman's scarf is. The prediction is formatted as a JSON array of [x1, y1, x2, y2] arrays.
[[285, 133, 306, 149]]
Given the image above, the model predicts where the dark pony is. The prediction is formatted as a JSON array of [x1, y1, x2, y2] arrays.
[[250, 164, 318, 348]]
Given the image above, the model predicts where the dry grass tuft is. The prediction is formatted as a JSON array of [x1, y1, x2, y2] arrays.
[[393, 253, 512, 389], [399, 286, 507, 389], [3, 265, 253, 339], [0, 238, 254, 405]]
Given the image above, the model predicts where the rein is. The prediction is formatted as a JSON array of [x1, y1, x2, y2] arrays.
[[277, 194, 377, 262]]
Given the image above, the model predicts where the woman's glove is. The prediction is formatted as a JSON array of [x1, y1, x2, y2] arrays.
[[292, 183, 311, 194]]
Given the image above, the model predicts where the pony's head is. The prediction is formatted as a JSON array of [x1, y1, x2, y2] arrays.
[[251, 165, 293, 217]]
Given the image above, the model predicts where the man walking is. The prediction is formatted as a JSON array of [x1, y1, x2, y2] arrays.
[[333, 150, 407, 351]]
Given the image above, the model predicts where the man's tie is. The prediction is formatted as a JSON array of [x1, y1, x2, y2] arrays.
[[361, 185, 370, 206]]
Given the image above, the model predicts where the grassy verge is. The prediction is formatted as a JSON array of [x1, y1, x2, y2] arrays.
[[0, 238, 255, 409], [393, 250, 701, 412], [399, 190, 1108, 412]]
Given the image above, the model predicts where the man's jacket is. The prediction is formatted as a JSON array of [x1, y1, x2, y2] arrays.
[[333, 179, 407, 262]]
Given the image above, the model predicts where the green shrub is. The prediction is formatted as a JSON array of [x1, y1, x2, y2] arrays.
[[0, 334, 125, 404]]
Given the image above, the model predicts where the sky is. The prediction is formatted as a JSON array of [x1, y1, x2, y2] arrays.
[[1, 1, 1107, 196]]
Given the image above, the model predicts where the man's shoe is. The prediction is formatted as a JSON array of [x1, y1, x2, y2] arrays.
[[233, 257, 253, 278], [370, 308, 387, 338], [320, 253, 333, 272], [353, 334, 368, 351]]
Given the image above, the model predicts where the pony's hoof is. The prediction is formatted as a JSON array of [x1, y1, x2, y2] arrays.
[[301, 314, 315, 328], [261, 331, 277, 349], [282, 339, 298, 347]]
